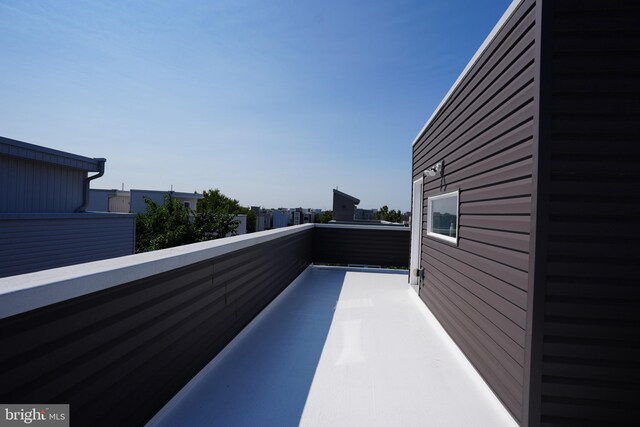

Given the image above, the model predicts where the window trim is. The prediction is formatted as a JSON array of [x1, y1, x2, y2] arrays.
[[427, 189, 459, 245]]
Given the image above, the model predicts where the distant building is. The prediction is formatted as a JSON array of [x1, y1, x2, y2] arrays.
[[0, 136, 136, 278], [251, 206, 265, 232], [272, 210, 289, 229], [332, 189, 360, 221], [302, 209, 315, 224], [292, 210, 302, 225], [89, 189, 203, 213], [129, 190, 203, 213], [264, 210, 273, 230], [330, 189, 405, 227], [355, 208, 376, 221], [401, 211, 410, 224], [231, 214, 247, 236], [251, 206, 274, 232], [87, 189, 130, 213], [89, 188, 246, 235]]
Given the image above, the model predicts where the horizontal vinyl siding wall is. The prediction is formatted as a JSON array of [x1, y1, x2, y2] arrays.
[[0, 229, 312, 426], [412, 0, 536, 422], [539, 1, 640, 425], [313, 227, 410, 268], [0, 157, 85, 213], [0, 215, 135, 278]]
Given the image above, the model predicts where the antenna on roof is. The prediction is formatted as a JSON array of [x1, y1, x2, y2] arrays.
[[121, 182, 124, 191]]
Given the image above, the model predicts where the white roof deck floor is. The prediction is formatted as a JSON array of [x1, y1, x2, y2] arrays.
[[148, 266, 517, 427]]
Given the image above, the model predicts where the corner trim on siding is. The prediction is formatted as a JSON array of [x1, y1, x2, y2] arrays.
[[523, 0, 550, 424], [411, 0, 524, 147]]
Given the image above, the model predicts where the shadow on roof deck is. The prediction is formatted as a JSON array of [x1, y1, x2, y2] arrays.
[[148, 266, 517, 427]]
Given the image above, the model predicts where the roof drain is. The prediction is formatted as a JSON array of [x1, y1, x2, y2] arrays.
[[75, 158, 106, 212]]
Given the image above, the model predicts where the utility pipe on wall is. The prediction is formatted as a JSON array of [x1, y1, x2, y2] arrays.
[[75, 158, 106, 212]]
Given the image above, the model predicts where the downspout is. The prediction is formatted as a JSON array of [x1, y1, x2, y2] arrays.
[[75, 158, 106, 212]]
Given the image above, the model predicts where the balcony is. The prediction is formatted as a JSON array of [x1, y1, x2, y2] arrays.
[[0, 223, 515, 426]]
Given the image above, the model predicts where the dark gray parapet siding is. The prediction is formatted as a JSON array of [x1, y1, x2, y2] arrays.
[[0, 213, 136, 278], [412, 0, 536, 422], [313, 225, 410, 268], [529, 1, 640, 425], [0, 229, 313, 427]]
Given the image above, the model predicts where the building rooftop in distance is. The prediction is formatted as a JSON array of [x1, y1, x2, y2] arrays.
[[333, 189, 360, 205]]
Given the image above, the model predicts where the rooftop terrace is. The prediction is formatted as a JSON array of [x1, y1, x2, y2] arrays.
[[148, 266, 516, 427]]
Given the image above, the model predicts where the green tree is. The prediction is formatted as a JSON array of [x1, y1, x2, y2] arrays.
[[136, 195, 196, 252], [314, 210, 333, 224], [238, 206, 256, 233], [376, 205, 402, 223], [193, 189, 241, 240]]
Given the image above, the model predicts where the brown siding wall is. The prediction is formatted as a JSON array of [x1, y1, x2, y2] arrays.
[[535, 1, 640, 425], [412, 0, 537, 422], [0, 230, 312, 426]]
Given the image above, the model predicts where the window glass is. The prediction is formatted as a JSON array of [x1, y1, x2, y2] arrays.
[[428, 191, 459, 243]]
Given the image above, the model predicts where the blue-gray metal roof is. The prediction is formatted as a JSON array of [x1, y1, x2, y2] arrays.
[[0, 136, 104, 172]]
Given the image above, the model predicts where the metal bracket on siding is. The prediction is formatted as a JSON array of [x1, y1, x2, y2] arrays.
[[413, 267, 425, 287], [424, 162, 443, 178]]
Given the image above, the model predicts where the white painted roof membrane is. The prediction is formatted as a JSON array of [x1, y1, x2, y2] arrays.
[[148, 266, 517, 427]]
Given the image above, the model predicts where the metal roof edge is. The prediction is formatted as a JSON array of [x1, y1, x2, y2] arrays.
[[333, 189, 360, 204], [0, 135, 103, 171], [411, 0, 524, 147]]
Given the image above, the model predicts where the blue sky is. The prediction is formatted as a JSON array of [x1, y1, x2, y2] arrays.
[[1, 0, 510, 211]]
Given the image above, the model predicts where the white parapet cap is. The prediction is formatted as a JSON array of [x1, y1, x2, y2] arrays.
[[315, 223, 409, 232], [411, 0, 523, 147], [0, 223, 314, 320]]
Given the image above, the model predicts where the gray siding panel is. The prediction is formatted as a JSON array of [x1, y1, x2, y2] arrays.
[[412, 0, 536, 422], [0, 214, 135, 277], [0, 229, 313, 426], [313, 226, 410, 268], [536, 1, 640, 425], [0, 156, 86, 213]]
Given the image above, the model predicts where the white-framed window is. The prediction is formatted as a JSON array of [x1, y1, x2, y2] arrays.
[[427, 190, 459, 244]]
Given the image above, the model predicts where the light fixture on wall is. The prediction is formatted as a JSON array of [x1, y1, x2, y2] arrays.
[[424, 161, 443, 177]]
